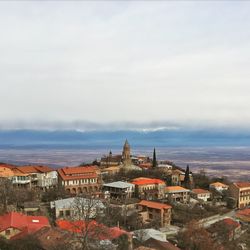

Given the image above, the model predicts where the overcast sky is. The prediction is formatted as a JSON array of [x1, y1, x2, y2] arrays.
[[0, 1, 250, 130]]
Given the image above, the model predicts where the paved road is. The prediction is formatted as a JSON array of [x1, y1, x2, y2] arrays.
[[198, 209, 237, 228]]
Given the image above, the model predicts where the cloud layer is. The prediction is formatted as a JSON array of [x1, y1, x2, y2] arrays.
[[0, 2, 250, 129]]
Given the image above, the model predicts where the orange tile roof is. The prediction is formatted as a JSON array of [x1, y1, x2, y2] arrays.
[[210, 182, 228, 188], [192, 188, 210, 194], [0, 166, 15, 177], [131, 177, 165, 186], [165, 186, 190, 192], [12, 168, 29, 176], [17, 165, 53, 174], [234, 182, 250, 188], [57, 166, 98, 181], [138, 200, 171, 210], [0, 163, 16, 169]]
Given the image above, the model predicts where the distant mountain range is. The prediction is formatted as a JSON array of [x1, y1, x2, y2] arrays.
[[0, 129, 250, 148]]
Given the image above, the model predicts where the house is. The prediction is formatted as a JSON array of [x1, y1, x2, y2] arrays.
[[209, 182, 229, 192], [11, 168, 31, 188], [57, 219, 132, 249], [102, 181, 135, 200], [207, 218, 241, 242], [33, 227, 76, 250], [137, 200, 172, 228], [133, 229, 180, 250], [165, 186, 190, 203], [144, 238, 181, 250], [0, 212, 50, 240], [0, 165, 15, 178], [101, 166, 120, 176], [16, 165, 58, 190], [157, 161, 173, 173], [22, 201, 40, 214], [133, 228, 166, 242], [236, 208, 250, 223], [191, 189, 211, 202], [229, 182, 250, 209], [131, 178, 166, 200], [50, 197, 105, 219], [138, 163, 153, 169], [100, 151, 123, 167], [0, 165, 31, 188], [133, 155, 151, 166], [171, 169, 193, 186], [57, 166, 102, 194]]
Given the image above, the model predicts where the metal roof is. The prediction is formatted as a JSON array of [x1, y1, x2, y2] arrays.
[[50, 197, 105, 209], [103, 181, 135, 189]]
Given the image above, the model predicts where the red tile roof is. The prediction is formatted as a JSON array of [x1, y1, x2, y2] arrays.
[[57, 166, 99, 181], [234, 182, 250, 188], [192, 188, 210, 194], [62, 166, 98, 175], [0, 163, 16, 169], [17, 165, 53, 174], [223, 218, 240, 228], [0, 212, 50, 240], [236, 208, 250, 217], [56, 220, 129, 240], [138, 163, 152, 169], [33, 227, 73, 249], [131, 178, 165, 186], [138, 200, 172, 210]]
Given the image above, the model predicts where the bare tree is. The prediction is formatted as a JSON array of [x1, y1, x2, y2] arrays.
[[177, 220, 222, 250], [67, 194, 109, 250], [0, 177, 14, 213]]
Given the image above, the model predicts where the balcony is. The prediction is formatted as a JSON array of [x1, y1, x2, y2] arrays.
[[12, 179, 30, 184]]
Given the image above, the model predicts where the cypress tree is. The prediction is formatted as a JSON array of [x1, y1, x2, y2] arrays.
[[152, 148, 157, 168], [184, 164, 191, 188]]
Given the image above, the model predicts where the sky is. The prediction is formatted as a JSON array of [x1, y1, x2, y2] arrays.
[[1, 1, 250, 131]]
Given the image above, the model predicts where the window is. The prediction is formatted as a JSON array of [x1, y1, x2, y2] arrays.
[[5, 229, 11, 236], [66, 210, 71, 216], [59, 211, 64, 217]]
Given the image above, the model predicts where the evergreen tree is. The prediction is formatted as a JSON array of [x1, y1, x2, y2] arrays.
[[184, 164, 191, 189], [152, 148, 157, 168]]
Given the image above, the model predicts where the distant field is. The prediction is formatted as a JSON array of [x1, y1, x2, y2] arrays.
[[0, 147, 249, 181]]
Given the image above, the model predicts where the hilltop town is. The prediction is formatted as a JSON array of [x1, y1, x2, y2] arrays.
[[0, 140, 250, 250]]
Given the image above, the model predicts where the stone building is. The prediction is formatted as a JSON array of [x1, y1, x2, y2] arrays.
[[57, 166, 102, 194], [191, 189, 211, 202], [131, 177, 166, 200], [137, 200, 172, 227], [50, 197, 105, 219], [16, 165, 58, 190], [165, 186, 190, 203], [102, 181, 135, 200], [100, 151, 122, 167], [209, 182, 229, 192], [121, 140, 141, 171], [229, 182, 250, 209], [171, 169, 193, 187]]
